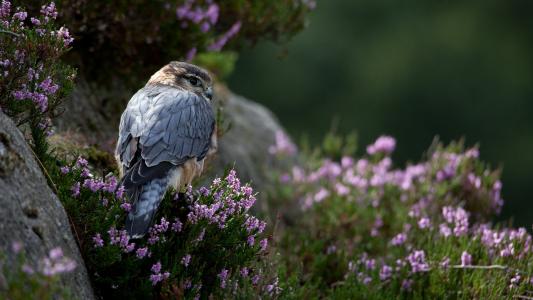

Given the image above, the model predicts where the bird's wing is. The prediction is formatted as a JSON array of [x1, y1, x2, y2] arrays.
[[116, 85, 215, 186]]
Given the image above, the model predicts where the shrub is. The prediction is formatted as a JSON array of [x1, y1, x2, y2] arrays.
[[0, 0, 75, 141], [16, 0, 316, 82], [269, 133, 533, 298], [49, 156, 271, 299]]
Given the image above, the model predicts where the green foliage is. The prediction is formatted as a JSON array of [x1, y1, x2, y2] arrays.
[[193, 51, 238, 81], [42, 153, 271, 299], [14, 0, 315, 83], [0, 1, 76, 144], [267, 135, 533, 298]]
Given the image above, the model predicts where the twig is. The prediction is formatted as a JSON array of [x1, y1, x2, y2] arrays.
[[513, 296, 533, 300], [0, 29, 20, 37], [450, 264, 528, 275], [28, 146, 83, 251], [29, 146, 59, 195], [450, 264, 508, 271]]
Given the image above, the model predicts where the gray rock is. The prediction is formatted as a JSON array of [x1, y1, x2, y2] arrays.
[[0, 112, 95, 299], [207, 85, 295, 214]]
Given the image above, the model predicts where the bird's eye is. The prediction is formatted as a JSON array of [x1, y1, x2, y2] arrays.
[[188, 77, 201, 87]]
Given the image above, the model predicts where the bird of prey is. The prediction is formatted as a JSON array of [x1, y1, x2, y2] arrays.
[[115, 61, 217, 238]]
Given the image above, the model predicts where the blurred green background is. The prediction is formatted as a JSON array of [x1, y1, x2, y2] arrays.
[[228, 0, 533, 227]]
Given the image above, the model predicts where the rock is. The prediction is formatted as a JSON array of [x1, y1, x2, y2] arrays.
[[208, 85, 294, 213], [0, 112, 95, 299]]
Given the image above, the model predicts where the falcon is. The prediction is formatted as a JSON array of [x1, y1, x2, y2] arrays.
[[115, 61, 217, 238]]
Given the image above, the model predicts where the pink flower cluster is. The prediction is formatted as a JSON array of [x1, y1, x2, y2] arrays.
[[177, 0, 219, 33], [366, 135, 396, 155], [40, 247, 76, 276], [66, 161, 269, 292], [149, 261, 170, 285], [269, 130, 297, 156]]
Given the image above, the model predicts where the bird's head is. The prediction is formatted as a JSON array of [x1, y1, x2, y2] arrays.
[[147, 61, 214, 100]]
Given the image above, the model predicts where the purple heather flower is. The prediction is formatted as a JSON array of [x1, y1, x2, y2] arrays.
[[83, 178, 104, 192], [391, 233, 407, 246], [500, 243, 514, 257], [41, 247, 76, 276], [136, 247, 149, 259], [30, 17, 40, 25], [116, 185, 125, 199], [200, 21, 210, 32], [268, 130, 297, 156], [22, 264, 34, 275], [401, 279, 413, 291], [12, 11, 27, 21], [460, 251, 472, 266], [439, 223, 452, 238], [247, 235, 255, 247], [71, 182, 80, 197], [218, 269, 229, 289], [11, 241, 22, 253], [75, 157, 88, 168], [358, 273, 372, 285], [150, 273, 163, 285], [92, 234, 104, 247], [151, 262, 162, 274], [198, 186, 210, 196], [103, 176, 118, 193], [39, 78, 59, 94], [335, 183, 350, 196], [510, 273, 521, 288], [407, 250, 429, 273], [56, 26, 74, 46], [12, 90, 26, 100], [379, 265, 393, 281], [0, 0, 11, 20], [181, 254, 191, 267], [171, 218, 182, 232], [314, 188, 330, 203], [40, 2, 58, 21], [60, 166, 70, 174], [466, 173, 482, 189], [207, 21, 242, 51], [252, 274, 261, 285], [265, 277, 281, 296], [260, 238, 268, 252], [80, 168, 91, 178], [120, 202, 132, 212], [205, 3, 219, 24], [436, 155, 460, 182], [124, 243, 135, 253], [418, 217, 431, 229], [240, 267, 249, 278], [465, 148, 479, 158], [367, 135, 396, 155]]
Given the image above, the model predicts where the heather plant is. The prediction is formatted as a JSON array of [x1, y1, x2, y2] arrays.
[[0, 1, 75, 142], [45, 154, 271, 299], [20, 0, 317, 82], [0, 242, 75, 299], [268, 133, 533, 298]]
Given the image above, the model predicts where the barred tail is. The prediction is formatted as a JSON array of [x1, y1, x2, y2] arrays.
[[125, 176, 169, 238]]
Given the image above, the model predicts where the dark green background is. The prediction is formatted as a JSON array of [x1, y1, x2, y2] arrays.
[[228, 1, 533, 227]]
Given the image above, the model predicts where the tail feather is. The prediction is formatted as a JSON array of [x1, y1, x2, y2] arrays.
[[125, 176, 169, 238]]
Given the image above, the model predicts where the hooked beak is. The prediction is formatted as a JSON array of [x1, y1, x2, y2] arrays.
[[205, 86, 213, 100]]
